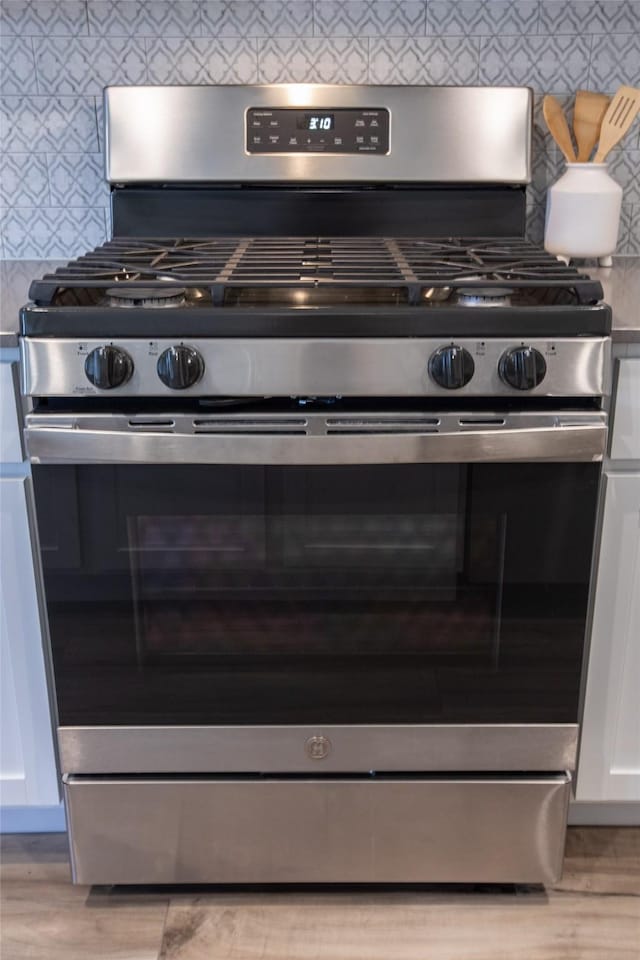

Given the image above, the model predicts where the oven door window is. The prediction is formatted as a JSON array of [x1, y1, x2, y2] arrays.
[[33, 463, 599, 725]]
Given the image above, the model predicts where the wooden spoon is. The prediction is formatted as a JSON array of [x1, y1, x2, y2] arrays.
[[594, 85, 640, 162], [543, 95, 577, 162], [573, 90, 610, 161]]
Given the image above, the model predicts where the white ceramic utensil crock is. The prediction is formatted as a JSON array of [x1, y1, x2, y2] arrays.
[[544, 162, 623, 266]]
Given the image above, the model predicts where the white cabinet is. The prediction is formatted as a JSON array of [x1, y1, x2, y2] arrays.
[[0, 476, 59, 808], [1, 349, 60, 824], [577, 472, 640, 801], [611, 360, 640, 460], [0, 362, 22, 463]]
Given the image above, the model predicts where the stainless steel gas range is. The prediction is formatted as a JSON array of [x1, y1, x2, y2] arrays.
[[20, 85, 611, 886]]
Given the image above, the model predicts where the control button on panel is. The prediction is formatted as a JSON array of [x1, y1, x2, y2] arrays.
[[84, 345, 133, 390], [429, 345, 475, 389], [499, 346, 547, 390], [157, 345, 204, 390]]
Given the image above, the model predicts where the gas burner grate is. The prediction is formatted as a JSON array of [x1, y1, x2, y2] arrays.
[[28, 237, 604, 307]]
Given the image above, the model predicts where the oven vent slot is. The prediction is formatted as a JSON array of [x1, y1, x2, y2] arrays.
[[326, 417, 440, 435], [458, 418, 506, 427], [128, 418, 175, 431], [193, 418, 307, 435]]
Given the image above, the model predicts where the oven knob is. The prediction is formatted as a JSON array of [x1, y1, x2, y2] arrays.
[[157, 345, 204, 390], [429, 345, 475, 389], [84, 345, 133, 389], [499, 346, 547, 390]]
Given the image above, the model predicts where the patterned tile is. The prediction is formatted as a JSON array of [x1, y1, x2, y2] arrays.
[[0, 96, 98, 153], [0, 0, 88, 35], [258, 37, 368, 82], [608, 150, 640, 205], [34, 37, 147, 95], [87, 1, 202, 36], [147, 38, 257, 83], [314, 1, 426, 36], [369, 37, 479, 83], [48, 153, 109, 206], [529, 147, 563, 205], [478, 35, 590, 91], [617, 202, 640, 253], [626, 204, 640, 253], [95, 95, 105, 152], [0, 154, 49, 206], [589, 34, 640, 92], [201, 1, 313, 37], [0, 206, 107, 258], [427, 1, 538, 35], [539, 1, 640, 34], [526, 203, 546, 245], [0, 37, 38, 96]]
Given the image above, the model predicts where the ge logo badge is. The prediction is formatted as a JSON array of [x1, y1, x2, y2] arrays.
[[305, 735, 331, 760]]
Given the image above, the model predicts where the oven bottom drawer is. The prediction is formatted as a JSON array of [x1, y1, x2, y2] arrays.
[[64, 774, 570, 885]]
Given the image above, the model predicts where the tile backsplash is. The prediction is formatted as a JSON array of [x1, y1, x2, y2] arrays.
[[0, 0, 638, 258]]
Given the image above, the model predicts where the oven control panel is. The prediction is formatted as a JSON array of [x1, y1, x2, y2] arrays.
[[22, 337, 608, 398], [246, 108, 390, 154]]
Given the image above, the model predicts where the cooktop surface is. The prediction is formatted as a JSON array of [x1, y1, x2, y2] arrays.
[[28, 237, 604, 308]]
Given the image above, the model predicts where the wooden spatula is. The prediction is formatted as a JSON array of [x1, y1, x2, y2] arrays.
[[573, 90, 610, 161], [594, 85, 640, 162], [543, 95, 577, 162]]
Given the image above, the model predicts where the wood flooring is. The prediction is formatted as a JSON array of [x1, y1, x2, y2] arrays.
[[1, 828, 638, 960]]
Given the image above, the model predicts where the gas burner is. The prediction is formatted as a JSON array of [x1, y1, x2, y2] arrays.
[[105, 287, 187, 308], [456, 287, 513, 307]]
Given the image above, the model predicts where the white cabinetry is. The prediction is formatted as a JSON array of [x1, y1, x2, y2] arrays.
[[611, 359, 640, 459], [1, 354, 60, 825], [577, 473, 640, 801], [0, 476, 59, 808], [0, 363, 22, 463], [576, 358, 640, 805]]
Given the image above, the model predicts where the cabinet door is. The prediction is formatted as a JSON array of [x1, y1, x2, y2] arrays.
[[0, 477, 59, 807], [611, 360, 640, 460], [577, 473, 640, 801], [0, 361, 22, 464]]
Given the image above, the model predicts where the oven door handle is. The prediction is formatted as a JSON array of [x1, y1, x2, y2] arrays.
[[24, 420, 607, 464]]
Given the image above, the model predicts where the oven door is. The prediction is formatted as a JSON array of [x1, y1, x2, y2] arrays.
[[27, 410, 604, 775]]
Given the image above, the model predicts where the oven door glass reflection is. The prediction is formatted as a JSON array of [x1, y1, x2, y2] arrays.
[[33, 462, 599, 725]]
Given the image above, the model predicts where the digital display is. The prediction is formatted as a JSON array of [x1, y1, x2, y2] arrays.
[[297, 114, 335, 131], [246, 107, 389, 154]]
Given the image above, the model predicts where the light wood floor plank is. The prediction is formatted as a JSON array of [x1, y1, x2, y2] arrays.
[[557, 827, 640, 896], [158, 893, 640, 960], [1, 834, 169, 960], [1, 829, 639, 960]]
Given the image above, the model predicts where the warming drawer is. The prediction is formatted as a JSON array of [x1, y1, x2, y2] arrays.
[[64, 774, 570, 885]]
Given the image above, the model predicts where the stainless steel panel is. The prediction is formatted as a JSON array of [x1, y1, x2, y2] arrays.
[[105, 85, 532, 184], [64, 774, 570, 884], [21, 336, 608, 398], [58, 724, 578, 775], [26, 415, 607, 465]]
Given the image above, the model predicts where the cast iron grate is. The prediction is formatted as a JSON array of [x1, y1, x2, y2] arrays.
[[28, 236, 604, 307]]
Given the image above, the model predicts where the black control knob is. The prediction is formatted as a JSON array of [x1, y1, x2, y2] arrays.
[[499, 346, 547, 391], [84, 345, 133, 389], [157, 345, 204, 390], [429, 344, 475, 389]]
